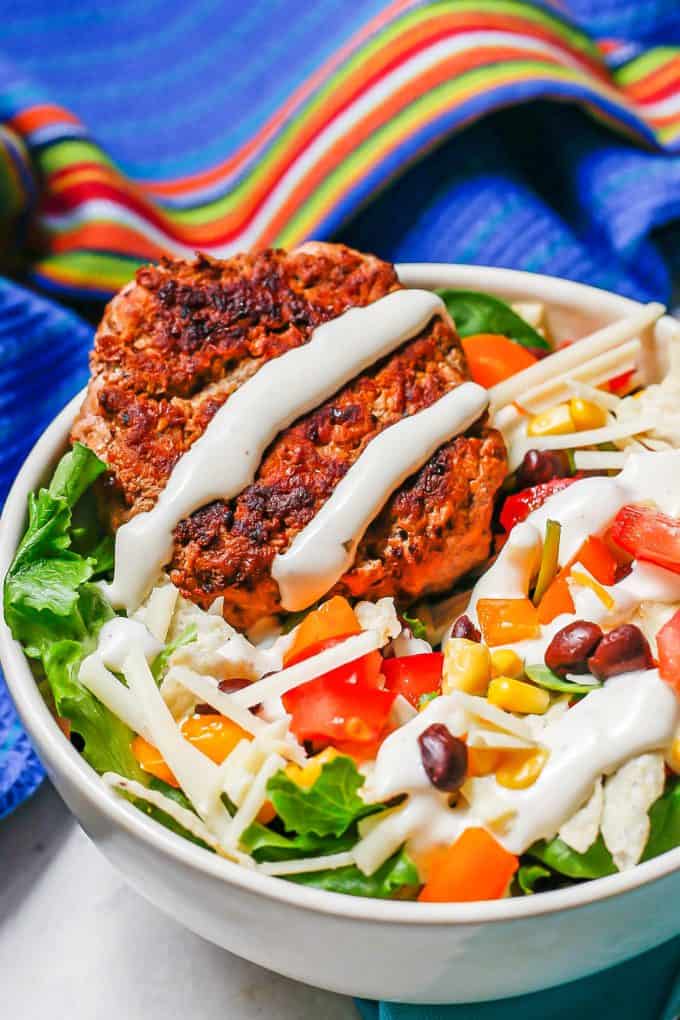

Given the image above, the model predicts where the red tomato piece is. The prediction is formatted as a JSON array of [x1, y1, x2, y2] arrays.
[[610, 505, 680, 575], [382, 653, 444, 708], [282, 651, 393, 743], [657, 609, 680, 696], [500, 476, 580, 532]]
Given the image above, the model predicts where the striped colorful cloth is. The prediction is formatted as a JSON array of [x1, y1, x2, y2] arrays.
[[0, 3, 680, 1008]]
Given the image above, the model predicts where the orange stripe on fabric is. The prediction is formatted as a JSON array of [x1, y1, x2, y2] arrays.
[[10, 104, 81, 133], [257, 48, 574, 245], [145, 0, 412, 197], [48, 222, 164, 260]]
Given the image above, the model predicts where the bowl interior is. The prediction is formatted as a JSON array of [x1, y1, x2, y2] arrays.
[[1, 263, 679, 925]]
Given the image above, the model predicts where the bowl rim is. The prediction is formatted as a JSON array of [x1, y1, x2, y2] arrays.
[[1, 262, 679, 927]]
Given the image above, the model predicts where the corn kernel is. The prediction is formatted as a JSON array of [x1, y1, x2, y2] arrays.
[[527, 403, 574, 437], [490, 648, 524, 679], [285, 747, 338, 789], [467, 746, 502, 777], [487, 676, 551, 715], [443, 638, 491, 695], [568, 397, 607, 431], [668, 737, 680, 774], [496, 748, 550, 789]]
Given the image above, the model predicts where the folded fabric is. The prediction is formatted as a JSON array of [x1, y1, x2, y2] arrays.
[[0, 276, 93, 817], [0, 1, 679, 304]]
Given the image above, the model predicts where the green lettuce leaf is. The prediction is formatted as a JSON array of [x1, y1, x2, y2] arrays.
[[151, 623, 198, 684], [515, 863, 553, 895], [124, 779, 213, 851], [286, 847, 420, 899], [267, 755, 379, 838], [527, 834, 616, 880], [436, 289, 550, 351], [402, 609, 427, 641], [642, 778, 680, 862], [240, 820, 358, 862], [4, 443, 146, 782]]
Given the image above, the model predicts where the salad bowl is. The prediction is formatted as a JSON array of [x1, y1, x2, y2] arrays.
[[1, 264, 679, 1004]]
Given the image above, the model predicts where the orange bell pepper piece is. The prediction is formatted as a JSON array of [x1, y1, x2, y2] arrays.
[[477, 598, 540, 646], [284, 595, 361, 666], [573, 535, 619, 587], [461, 334, 538, 388], [418, 828, 519, 902], [537, 575, 575, 624], [132, 713, 249, 787], [537, 531, 622, 625]]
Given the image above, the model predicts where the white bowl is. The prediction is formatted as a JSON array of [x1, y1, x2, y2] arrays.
[[1, 265, 679, 1004]]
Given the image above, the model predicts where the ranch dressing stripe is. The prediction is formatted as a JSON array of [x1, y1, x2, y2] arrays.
[[272, 381, 489, 611], [104, 289, 446, 611]]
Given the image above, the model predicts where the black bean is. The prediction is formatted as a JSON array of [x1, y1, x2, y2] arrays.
[[545, 620, 604, 676], [218, 678, 251, 694], [418, 723, 468, 792], [451, 615, 481, 643], [517, 449, 571, 488], [587, 624, 653, 679]]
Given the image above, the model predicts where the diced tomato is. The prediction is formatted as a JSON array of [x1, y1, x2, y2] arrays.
[[657, 609, 680, 696], [418, 828, 519, 902], [284, 595, 361, 666], [381, 653, 444, 708], [610, 505, 680, 575], [282, 650, 394, 744], [500, 476, 580, 532], [608, 369, 635, 395]]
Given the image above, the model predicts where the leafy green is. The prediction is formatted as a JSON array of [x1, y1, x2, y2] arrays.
[[525, 664, 602, 696], [402, 610, 428, 641], [4, 443, 146, 782], [528, 834, 616, 880], [515, 863, 553, 895], [642, 778, 680, 862], [286, 847, 420, 899], [418, 691, 440, 710], [532, 519, 561, 607], [151, 624, 198, 684], [267, 755, 379, 838], [125, 779, 213, 851], [436, 289, 550, 351], [240, 820, 358, 862]]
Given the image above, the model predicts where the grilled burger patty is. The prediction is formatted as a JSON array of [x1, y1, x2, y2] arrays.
[[72, 242, 507, 628]]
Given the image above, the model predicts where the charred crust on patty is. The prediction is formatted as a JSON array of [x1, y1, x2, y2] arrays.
[[72, 242, 507, 628]]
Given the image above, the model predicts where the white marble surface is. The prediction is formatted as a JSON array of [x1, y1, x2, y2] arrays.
[[1, 782, 358, 1020]]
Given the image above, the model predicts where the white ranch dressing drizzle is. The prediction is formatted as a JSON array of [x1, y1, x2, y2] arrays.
[[104, 288, 447, 612], [460, 449, 680, 641], [363, 670, 679, 857], [272, 381, 488, 611]]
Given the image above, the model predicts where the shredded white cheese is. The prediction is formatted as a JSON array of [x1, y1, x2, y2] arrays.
[[231, 629, 383, 708]]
